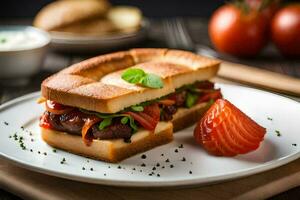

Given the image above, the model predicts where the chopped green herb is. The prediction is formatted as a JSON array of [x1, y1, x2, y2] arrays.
[[99, 118, 112, 130], [131, 105, 144, 112], [292, 143, 297, 146], [82, 167, 85, 170], [90, 168, 93, 171], [275, 130, 281, 137], [80, 109, 138, 132], [185, 92, 199, 108], [4, 121, 9, 125], [121, 68, 163, 89], [121, 116, 129, 124], [52, 149, 57, 153], [0, 38, 6, 43], [267, 117, 273, 121]]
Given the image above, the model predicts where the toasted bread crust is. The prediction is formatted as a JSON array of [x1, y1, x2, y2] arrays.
[[42, 49, 220, 113], [41, 122, 173, 163], [172, 103, 211, 132]]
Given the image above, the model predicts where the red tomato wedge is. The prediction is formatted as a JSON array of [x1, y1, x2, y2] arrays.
[[45, 100, 74, 115], [194, 99, 266, 156], [39, 112, 52, 129], [125, 103, 160, 131], [158, 99, 176, 106], [197, 89, 222, 104]]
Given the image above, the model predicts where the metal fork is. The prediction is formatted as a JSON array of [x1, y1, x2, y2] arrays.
[[163, 18, 220, 58], [163, 18, 194, 51]]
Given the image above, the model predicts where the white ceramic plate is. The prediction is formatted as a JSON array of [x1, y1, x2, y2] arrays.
[[49, 20, 149, 52], [0, 84, 299, 187]]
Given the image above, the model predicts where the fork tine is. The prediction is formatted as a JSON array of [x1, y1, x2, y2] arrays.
[[175, 18, 194, 51]]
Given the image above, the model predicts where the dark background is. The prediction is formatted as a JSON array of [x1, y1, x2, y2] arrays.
[[0, 0, 298, 18], [0, 0, 224, 18], [1, 0, 298, 19]]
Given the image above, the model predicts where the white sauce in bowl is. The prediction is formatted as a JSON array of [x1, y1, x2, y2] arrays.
[[0, 28, 49, 51]]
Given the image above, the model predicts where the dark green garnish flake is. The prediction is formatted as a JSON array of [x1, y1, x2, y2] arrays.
[[52, 149, 57, 153], [4, 121, 9, 125], [267, 117, 273, 121], [0, 38, 7, 43], [141, 154, 147, 159], [275, 130, 281, 137], [292, 143, 297, 146]]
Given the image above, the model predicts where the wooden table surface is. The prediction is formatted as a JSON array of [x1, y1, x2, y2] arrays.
[[0, 18, 299, 200]]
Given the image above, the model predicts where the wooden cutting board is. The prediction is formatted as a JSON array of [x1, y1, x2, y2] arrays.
[[217, 61, 300, 97]]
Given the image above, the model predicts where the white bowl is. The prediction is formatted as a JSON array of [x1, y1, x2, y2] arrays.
[[0, 26, 50, 79]]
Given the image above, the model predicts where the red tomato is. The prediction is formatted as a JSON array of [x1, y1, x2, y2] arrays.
[[209, 4, 268, 57], [125, 103, 160, 131], [271, 4, 300, 57], [246, 0, 280, 22], [197, 89, 222, 104], [45, 100, 73, 115], [39, 112, 52, 129]]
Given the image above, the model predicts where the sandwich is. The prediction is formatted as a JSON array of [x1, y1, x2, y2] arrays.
[[39, 48, 221, 163], [33, 0, 142, 36]]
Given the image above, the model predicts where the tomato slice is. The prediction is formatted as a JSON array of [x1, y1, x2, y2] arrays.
[[197, 89, 222, 104], [143, 103, 160, 122], [125, 103, 160, 131], [45, 100, 74, 115], [158, 99, 175, 106], [39, 112, 52, 129]]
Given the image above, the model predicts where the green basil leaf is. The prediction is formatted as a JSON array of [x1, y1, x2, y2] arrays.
[[121, 68, 145, 84], [99, 118, 112, 130], [140, 73, 163, 89], [131, 105, 144, 112], [128, 116, 138, 132], [121, 116, 129, 124], [185, 92, 199, 108]]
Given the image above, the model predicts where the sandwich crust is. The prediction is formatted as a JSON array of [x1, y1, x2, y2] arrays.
[[41, 122, 173, 163], [42, 48, 220, 113]]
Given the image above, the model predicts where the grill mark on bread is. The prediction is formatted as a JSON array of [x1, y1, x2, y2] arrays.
[[42, 48, 220, 113]]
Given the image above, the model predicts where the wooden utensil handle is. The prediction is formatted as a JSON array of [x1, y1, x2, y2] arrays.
[[218, 61, 300, 97]]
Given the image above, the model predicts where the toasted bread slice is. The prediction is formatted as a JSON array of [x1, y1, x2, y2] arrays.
[[34, 0, 110, 31], [41, 122, 173, 163], [42, 49, 220, 113], [172, 102, 211, 132]]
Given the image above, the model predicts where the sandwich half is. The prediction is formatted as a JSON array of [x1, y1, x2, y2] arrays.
[[39, 48, 221, 163]]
